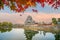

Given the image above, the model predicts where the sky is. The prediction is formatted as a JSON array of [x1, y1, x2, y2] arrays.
[[0, 13, 60, 24], [0, 3, 60, 24], [0, 3, 60, 13]]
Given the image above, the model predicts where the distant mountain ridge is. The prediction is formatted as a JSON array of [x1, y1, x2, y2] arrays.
[[0, 13, 60, 24]]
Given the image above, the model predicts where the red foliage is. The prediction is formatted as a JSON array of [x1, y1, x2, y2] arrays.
[[48, 0, 54, 5], [24, 5, 29, 9], [32, 9, 38, 12], [0, 0, 60, 12]]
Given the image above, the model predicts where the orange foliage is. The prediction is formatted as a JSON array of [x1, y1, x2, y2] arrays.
[[0, 0, 60, 12]]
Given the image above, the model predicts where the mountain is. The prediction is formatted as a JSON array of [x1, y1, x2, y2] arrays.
[[0, 12, 60, 24]]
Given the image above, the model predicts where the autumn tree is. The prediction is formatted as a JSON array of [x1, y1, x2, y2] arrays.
[[0, 0, 60, 12]]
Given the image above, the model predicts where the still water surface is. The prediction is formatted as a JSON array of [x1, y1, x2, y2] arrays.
[[0, 28, 60, 40]]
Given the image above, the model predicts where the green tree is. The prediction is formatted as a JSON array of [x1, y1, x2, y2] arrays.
[[8, 22, 13, 28], [1, 22, 8, 27], [58, 18, 60, 22], [52, 18, 57, 25], [0, 22, 13, 33], [1, 22, 13, 28], [0, 22, 2, 26]]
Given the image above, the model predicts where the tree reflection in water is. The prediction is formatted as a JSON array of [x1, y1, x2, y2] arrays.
[[0, 24, 60, 40], [0, 27, 12, 33], [0, 28, 12, 33], [55, 32, 60, 40], [24, 29, 60, 40], [24, 30, 38, 40]]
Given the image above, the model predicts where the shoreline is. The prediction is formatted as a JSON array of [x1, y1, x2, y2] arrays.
[[12, 25, 60, 33]]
